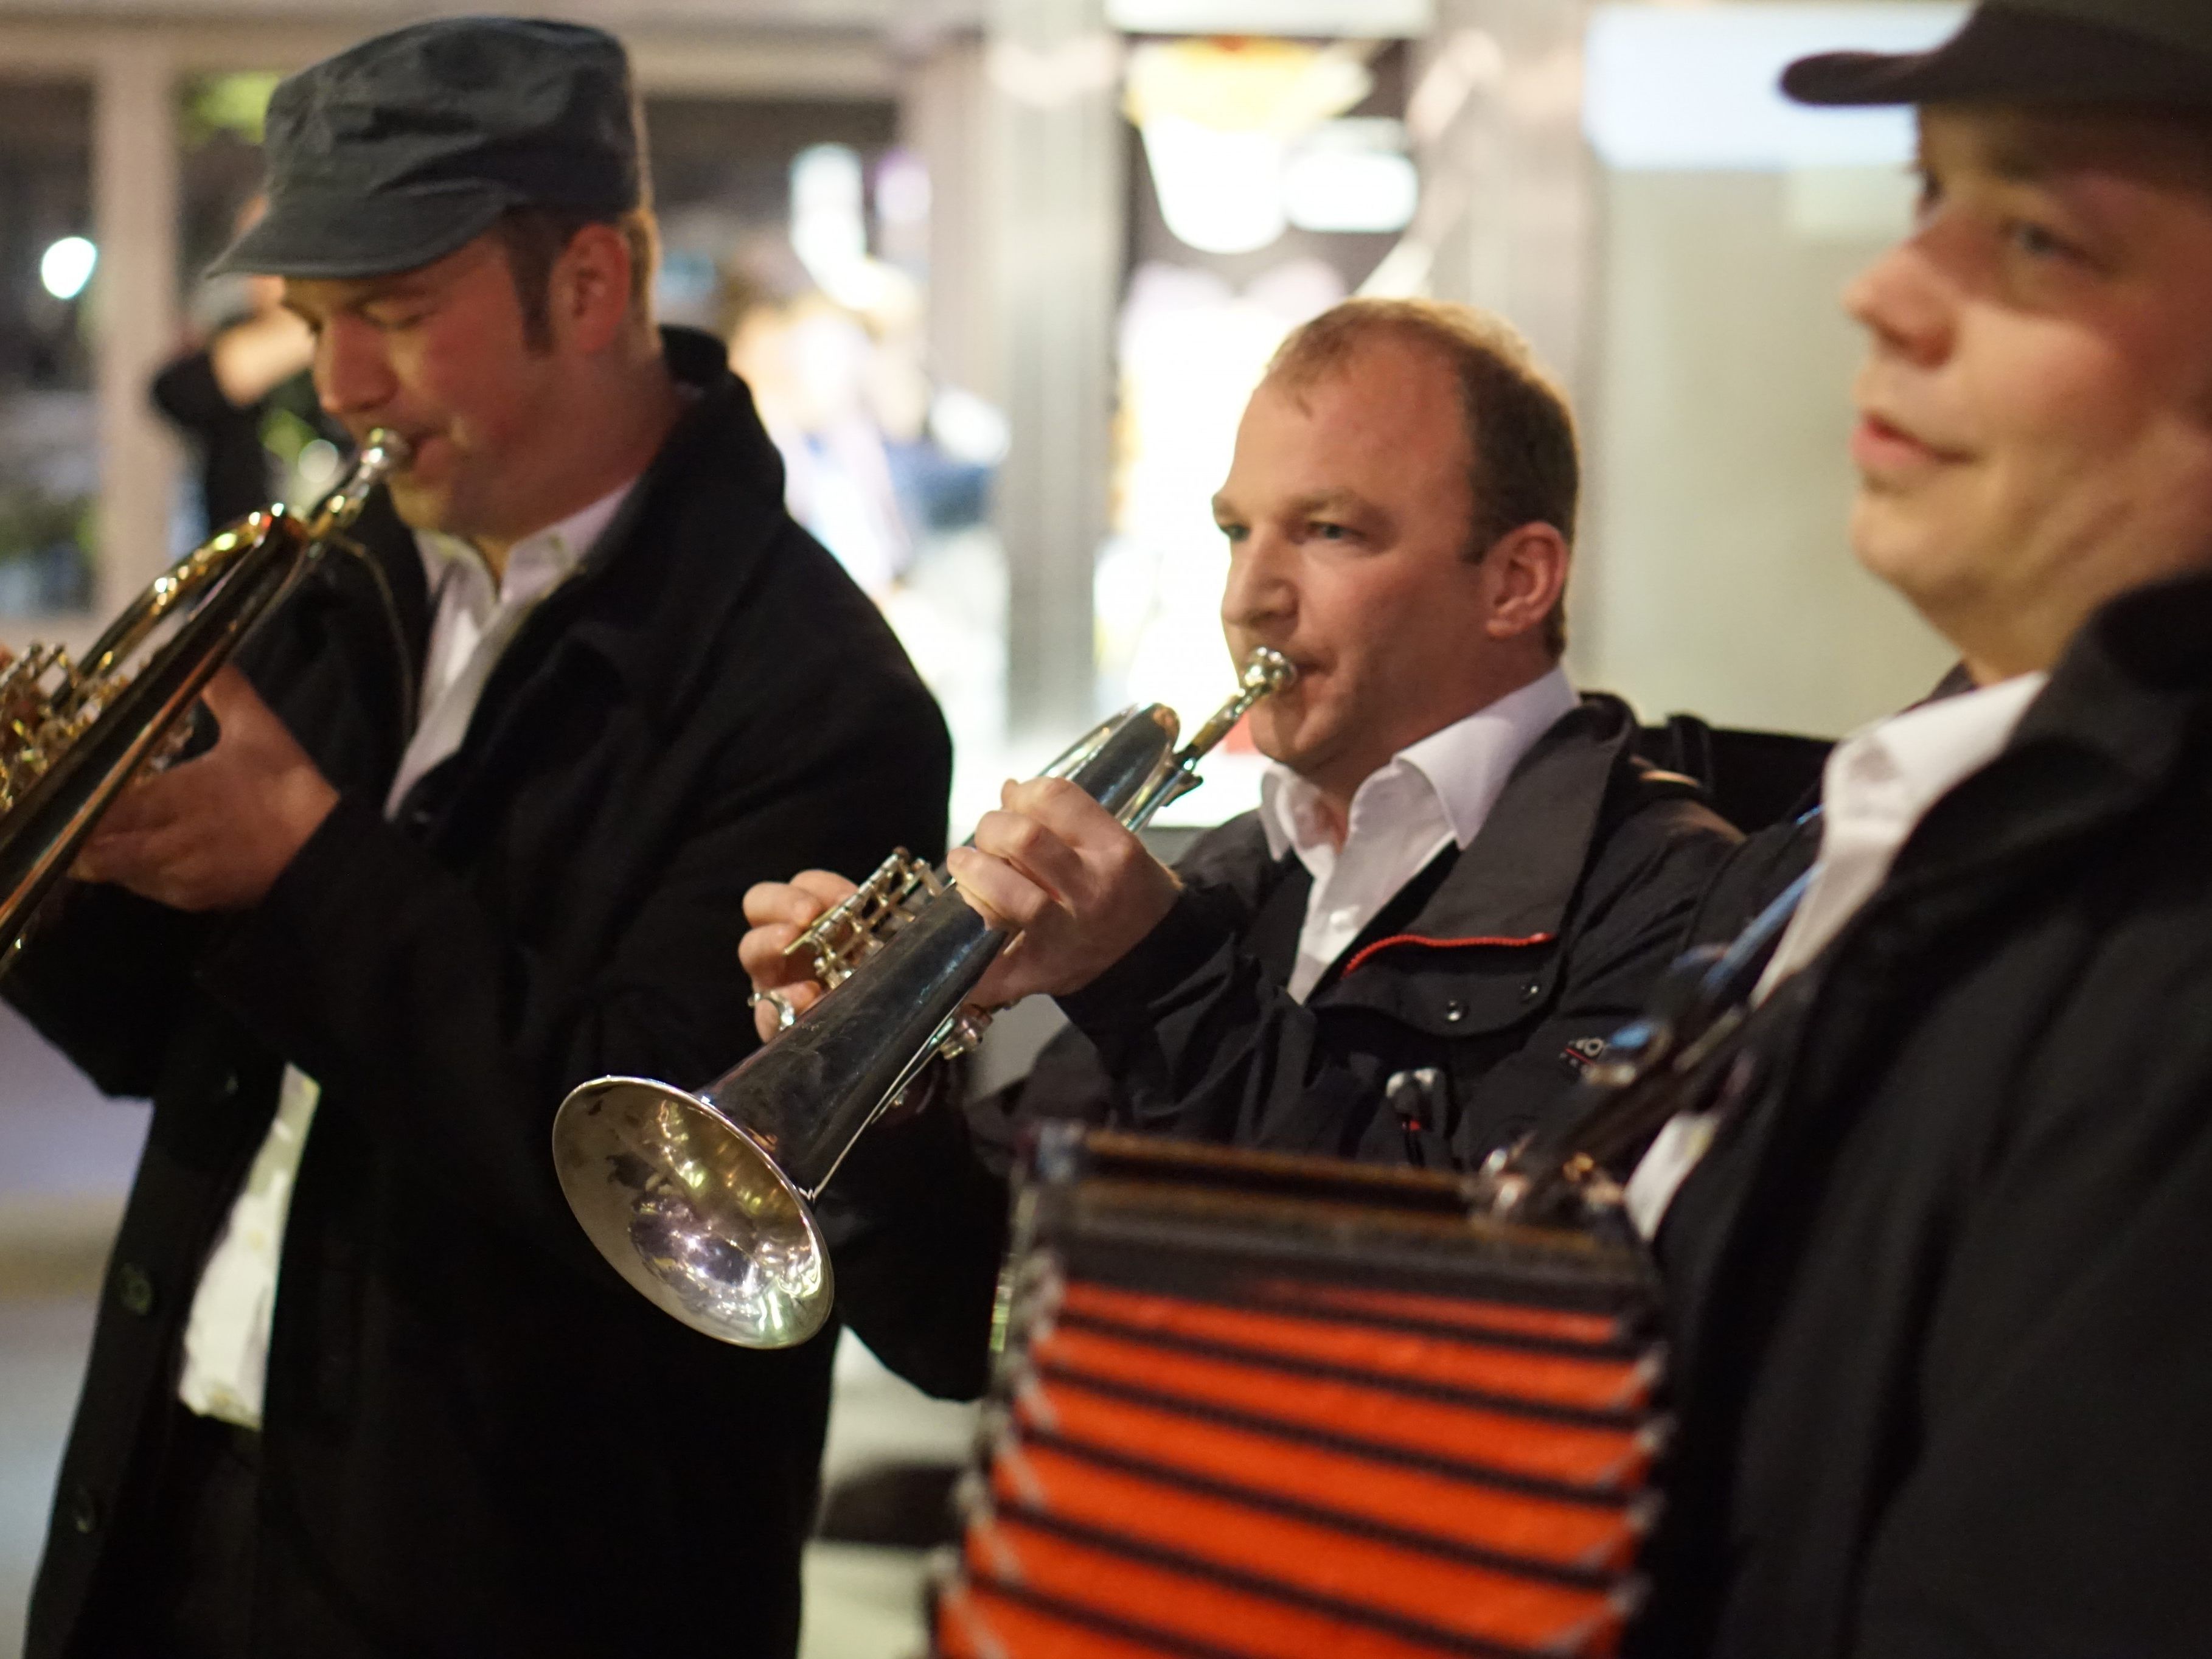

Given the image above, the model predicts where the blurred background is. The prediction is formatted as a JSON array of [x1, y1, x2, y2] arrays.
[[0, 1, 1964, 1654]]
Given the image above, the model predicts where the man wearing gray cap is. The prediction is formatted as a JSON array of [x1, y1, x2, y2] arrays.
[[8, 18, 948, 1658], [1619, 3, 2212, 1655]]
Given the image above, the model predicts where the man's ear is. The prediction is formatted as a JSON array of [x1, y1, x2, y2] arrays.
[[1480, 521, 1570, 641], [549, 221, 635, 355]]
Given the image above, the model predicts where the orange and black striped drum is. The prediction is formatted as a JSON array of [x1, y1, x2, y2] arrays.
[[931, 1126, 1666, 1659]]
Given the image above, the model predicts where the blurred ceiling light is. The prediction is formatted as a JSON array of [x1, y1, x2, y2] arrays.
[[930, 386, 1011, 468], [1107, 0, 1434, 35], [1126, 37, 1377, 256], [791, 144, 866, 271], [1282, 119, 1417, 235], [1143, 117, 1289, 254], [1125, 37, 1371, 136], [40, 237, 96, 301], [1585, 3, 1966, 171], [790, 144, 897, 312], [296, 438, 342, 494]]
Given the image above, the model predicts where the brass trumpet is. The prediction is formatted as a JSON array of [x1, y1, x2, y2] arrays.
[[551, 647, 1296, 1349], [0, 431, 408, 966]]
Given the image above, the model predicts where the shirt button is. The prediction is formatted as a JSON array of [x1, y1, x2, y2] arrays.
[[66, 1485, 99, 1535], [114, 1262, 156, 1318], [1445, 1000, 1466, 1023]]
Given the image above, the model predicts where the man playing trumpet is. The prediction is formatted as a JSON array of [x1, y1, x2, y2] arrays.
[[13, 19, 947, 1658], [746, 298, 1739, 1394]]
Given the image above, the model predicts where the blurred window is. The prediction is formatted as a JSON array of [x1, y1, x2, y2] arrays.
[[171, 71, 340, 525], [0, 80, 95, 617]]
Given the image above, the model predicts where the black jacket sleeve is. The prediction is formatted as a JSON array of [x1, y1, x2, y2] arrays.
[[824, 1023, 1133, 1399], [149, 347, 235, 430], [816, 1083, 1014, 1401], [3, 885, 212, 1099], [188, 677, 950, 1277]]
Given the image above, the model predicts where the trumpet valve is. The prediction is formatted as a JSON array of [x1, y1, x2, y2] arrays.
[[782, 846, 946, 989], [0, 644, 76, 809]]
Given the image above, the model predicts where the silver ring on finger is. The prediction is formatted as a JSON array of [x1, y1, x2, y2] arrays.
[[748, 987, 801, 1031]]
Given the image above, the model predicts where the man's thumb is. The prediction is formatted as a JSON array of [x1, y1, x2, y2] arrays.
[[194, 663, 258, 726]]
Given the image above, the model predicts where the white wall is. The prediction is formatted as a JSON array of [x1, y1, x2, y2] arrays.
[[1573, 165, 1955, 739]]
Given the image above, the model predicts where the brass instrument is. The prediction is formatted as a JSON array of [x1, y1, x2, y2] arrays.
[[551, 647, 1297, 1349], [0, 430, 409, 965]]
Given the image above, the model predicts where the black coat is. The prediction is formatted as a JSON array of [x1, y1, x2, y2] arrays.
[[1636, 570, 2212, 1659], [829, 693, 1739, 1399], [12, 328, 951, 1659]]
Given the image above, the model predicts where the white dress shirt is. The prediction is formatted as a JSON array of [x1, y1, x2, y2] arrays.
[[176, 479, 635, 1430], [1260, 667, 1579, 1002], [1621, 669, 2050, 1239]]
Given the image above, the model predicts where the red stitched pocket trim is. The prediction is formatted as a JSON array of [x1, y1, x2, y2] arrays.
[[1342, 930, 1555, 978]]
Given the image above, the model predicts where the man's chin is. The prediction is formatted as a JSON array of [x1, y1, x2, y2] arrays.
[[1848, 494, 1946, 593], [1249, 709, 1338, 782], [1246, 706, 1303, 767], [384, 478, 456, 535], [1851, 503, 2002, 644]]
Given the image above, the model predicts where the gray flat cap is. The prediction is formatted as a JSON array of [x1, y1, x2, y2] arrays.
[[210, 16, 643, 279]]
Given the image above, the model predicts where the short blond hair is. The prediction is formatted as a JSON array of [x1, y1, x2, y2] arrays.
[[1267, 297, 1577, 656]]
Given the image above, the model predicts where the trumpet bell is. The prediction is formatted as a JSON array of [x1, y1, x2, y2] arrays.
[[547, 650, 1297, 1352], [552, 1076, 832, 1349]]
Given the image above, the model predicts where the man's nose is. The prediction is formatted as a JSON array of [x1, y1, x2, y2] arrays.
[[1220, 528, 1296, 636], [1843, 231, 1955, 369], [314, 316, 398, 420]]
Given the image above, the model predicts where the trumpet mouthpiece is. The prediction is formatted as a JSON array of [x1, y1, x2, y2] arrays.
[[1245, 645, 1297, 693], [360, 428, 412, 470]]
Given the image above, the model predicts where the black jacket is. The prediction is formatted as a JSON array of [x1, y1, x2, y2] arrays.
[[13, 328, 951, 1659], [829, 693, 1739, 1399], [1636, 570, 2212, 1659]]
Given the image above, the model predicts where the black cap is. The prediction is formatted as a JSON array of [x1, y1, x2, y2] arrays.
[[210, 16, 643, 279], [1784, 1, 2212, 110]]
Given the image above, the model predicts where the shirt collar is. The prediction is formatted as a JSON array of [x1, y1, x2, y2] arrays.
[[1821, 669, 2050, 837], [414, 475, 638, 610], [1259, 666, 1579, 862]]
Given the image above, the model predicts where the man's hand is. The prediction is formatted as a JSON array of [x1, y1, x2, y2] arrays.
[[72, 665, 338, 911], [949, 777, 1179, 1006], [740, 870, 858, 1043]]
